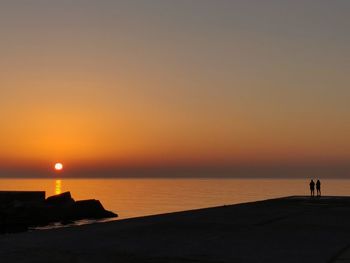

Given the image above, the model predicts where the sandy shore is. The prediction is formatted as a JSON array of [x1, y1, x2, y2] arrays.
[[1, 196, 350, 262]]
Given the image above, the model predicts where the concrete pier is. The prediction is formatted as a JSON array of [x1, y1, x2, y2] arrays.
[[1, 196, 350, 262], [0, 191, 45, 204]]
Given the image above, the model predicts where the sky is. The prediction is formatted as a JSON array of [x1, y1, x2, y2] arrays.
[[0, 0, 349, 177]]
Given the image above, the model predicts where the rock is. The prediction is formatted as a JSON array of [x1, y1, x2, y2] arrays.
[[0, 191, 117, 233], [70, 200, 117, 220], [44, 195, 117, 223], [46, 192, 75, 207]]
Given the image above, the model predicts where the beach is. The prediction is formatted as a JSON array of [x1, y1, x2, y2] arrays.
[[0, 196, 350, 262]]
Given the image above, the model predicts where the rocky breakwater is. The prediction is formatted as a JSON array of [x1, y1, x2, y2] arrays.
[[0, 191, 117, 233]]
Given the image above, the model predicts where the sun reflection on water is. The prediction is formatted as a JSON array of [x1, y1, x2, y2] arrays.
[[55, 179, 62, 195]]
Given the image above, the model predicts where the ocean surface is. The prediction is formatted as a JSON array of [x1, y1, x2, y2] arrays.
[[0, 178, 349, 220]]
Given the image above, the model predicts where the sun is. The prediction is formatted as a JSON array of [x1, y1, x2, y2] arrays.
[[54, 163, 63, 171]]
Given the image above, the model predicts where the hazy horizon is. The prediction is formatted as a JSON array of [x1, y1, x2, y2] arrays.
[[1, 0, 349, 178], [1, 162, 349, 179]]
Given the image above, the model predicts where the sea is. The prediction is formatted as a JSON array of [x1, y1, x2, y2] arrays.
[[1, 178, 349, 220]]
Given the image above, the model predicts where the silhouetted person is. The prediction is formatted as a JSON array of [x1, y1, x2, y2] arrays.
[[309, 179, 315, 197], [316, 179, 321, 197]]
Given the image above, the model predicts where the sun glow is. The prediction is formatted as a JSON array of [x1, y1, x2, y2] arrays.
[[54, 163, 63, 171]]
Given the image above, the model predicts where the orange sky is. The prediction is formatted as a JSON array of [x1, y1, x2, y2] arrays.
[[0, 1, 349, 177]]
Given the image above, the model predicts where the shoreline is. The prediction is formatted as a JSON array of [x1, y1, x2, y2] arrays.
[[1, 196, 350, 262]]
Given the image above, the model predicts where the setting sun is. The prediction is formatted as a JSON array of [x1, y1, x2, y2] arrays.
[[54, 163, 63, 171]]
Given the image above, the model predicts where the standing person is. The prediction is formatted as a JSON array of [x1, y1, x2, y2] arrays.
[[316, 179, 321, 197], [309, 179, 315, 197]]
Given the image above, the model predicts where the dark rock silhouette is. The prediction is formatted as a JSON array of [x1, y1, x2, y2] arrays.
[[0, 191, 117, 233], [46, 192, 75, 206], [70, 200, 117, 220]]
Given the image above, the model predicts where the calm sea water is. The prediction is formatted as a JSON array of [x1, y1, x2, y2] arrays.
[[0, 178, 349, 219]]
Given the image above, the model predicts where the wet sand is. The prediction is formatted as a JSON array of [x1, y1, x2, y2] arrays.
[[1, 196, 350, 263]]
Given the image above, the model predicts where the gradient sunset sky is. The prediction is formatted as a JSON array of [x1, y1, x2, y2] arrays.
[[1, 1, 349, 177]]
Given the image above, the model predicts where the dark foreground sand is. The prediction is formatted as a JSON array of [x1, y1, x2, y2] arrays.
[[1, 196, 350, 263]]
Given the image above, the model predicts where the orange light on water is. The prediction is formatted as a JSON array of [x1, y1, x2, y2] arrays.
[[54, 163, 63, 171], [55, 179, 62, 195]]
